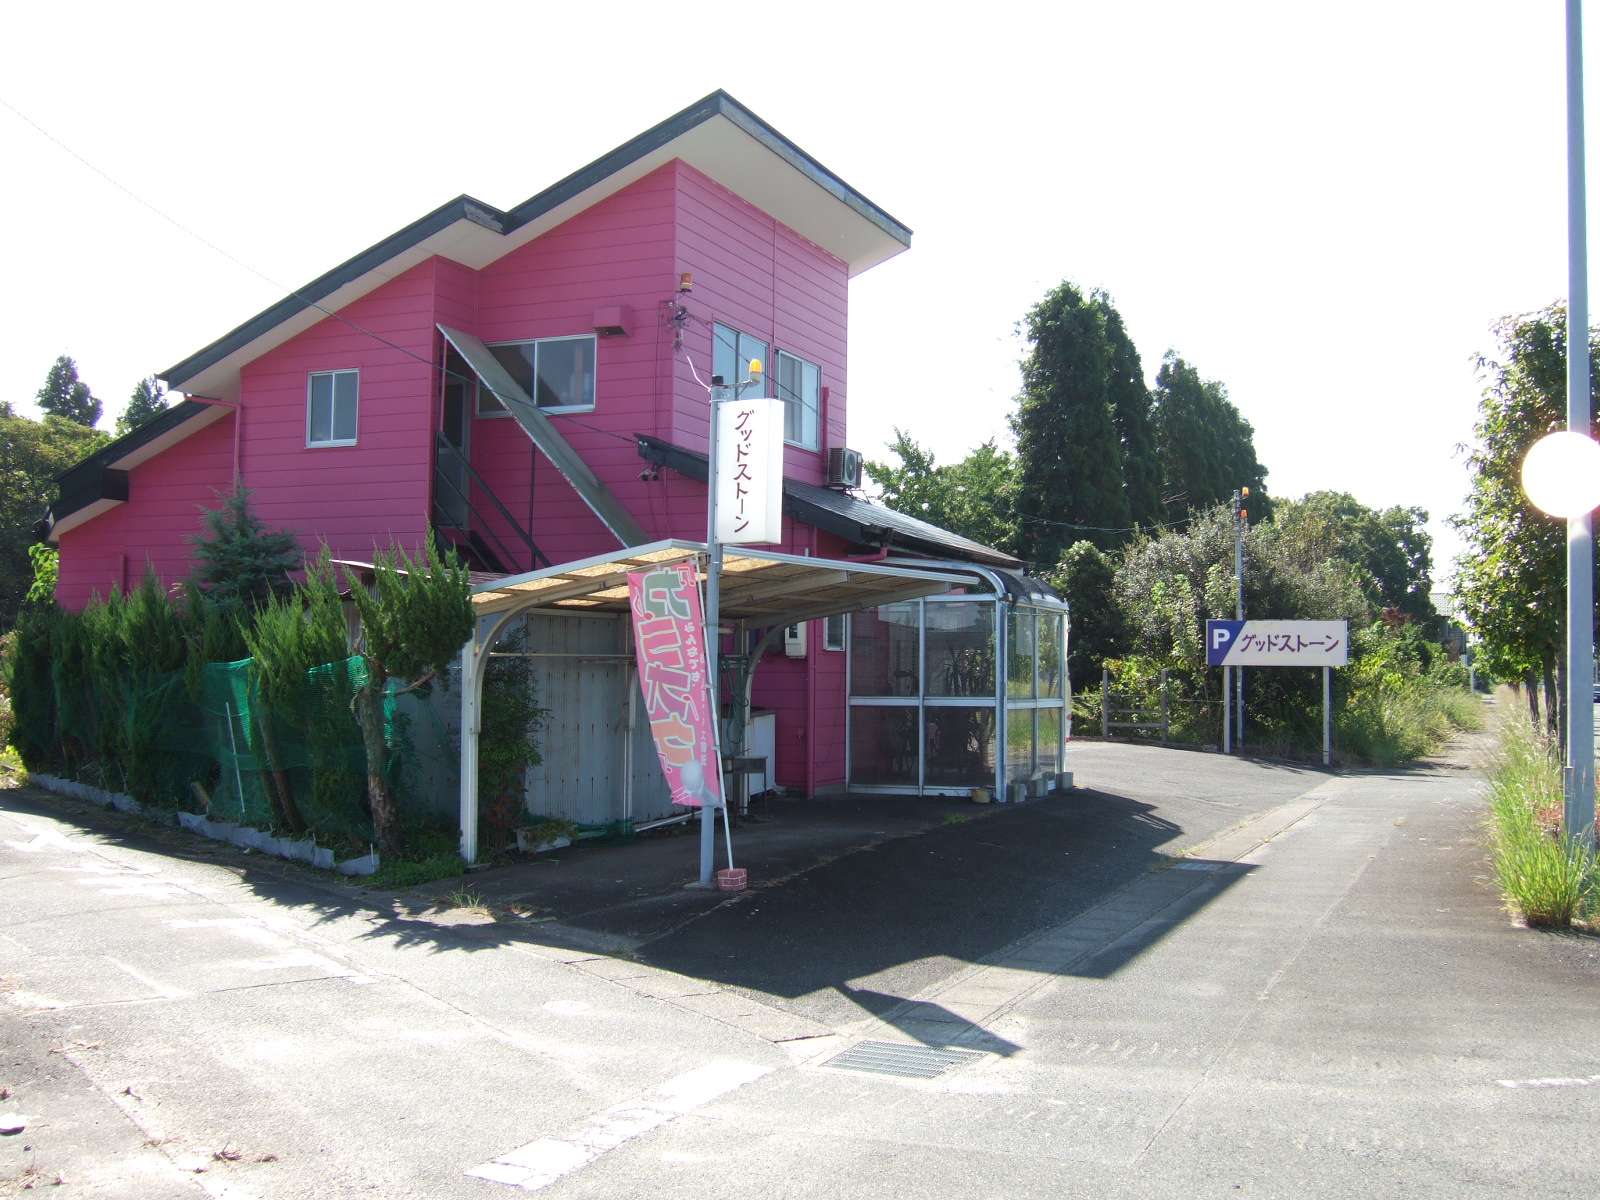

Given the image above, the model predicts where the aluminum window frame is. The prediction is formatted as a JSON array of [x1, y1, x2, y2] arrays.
[[476, 334, 599, 417], [306, 368, 359, 448], [712, 321, 770, 401], [773, 348, 822, 451], [846, 596, 1068, 798]]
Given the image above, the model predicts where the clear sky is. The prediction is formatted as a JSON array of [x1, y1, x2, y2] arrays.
[[0, 2, 1582, 580]]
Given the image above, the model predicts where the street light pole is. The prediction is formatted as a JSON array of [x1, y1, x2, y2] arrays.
[[1566, 0, 1595, 844]]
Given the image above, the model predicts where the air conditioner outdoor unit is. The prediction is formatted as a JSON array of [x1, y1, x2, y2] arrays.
[[826, 446, 863, 489]]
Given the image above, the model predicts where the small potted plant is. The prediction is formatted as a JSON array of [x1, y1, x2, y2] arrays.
[[517, 816, 577, 854]]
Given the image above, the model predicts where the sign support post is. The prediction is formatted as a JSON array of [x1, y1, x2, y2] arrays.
[[1222, 665, 1232, 755], [1323, 666, 1331, 766]]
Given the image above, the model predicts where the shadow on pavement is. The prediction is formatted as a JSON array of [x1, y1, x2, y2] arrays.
[[2, 776, 1254, 1028]]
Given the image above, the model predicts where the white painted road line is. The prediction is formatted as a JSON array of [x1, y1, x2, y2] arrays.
[[467, 1060, 774, 1191], [1498, 1074, 1600, 1089]]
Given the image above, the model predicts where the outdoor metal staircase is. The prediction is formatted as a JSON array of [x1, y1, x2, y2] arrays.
[[432, 431, 549, 576]]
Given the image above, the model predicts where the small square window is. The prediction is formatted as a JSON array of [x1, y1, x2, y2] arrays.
[[481, 335, 596, 415], [307, 369, 358, 446], [776, 350, 821, 450]]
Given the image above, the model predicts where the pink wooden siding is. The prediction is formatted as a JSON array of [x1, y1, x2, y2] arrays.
[[55, 411, 235, 610], [671, 161, 849, 483], [468, 168, 678, 563], [236, 260, 439, 563]]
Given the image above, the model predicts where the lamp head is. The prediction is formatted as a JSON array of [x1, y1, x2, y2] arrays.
[[1522, 431, 1600, 517]]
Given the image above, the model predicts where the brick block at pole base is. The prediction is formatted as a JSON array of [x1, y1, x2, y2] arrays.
[[717, 867, 748, 892]]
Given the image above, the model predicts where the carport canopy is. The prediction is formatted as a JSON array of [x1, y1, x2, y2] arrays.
[[467, 539, 974, 625], [457, 540, 982, 861]]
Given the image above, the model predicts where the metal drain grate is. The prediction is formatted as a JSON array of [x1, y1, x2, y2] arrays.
[[820, 1040, 984, 1080]]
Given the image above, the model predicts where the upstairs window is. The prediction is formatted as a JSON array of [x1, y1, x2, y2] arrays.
[[775, 350, 821, 450], [480, 335, 597, 415], [307, 369, 358, 446], [712, 322, 769, 400]]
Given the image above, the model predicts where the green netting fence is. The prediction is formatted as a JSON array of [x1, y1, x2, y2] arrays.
[[51, 653, 453, 850]]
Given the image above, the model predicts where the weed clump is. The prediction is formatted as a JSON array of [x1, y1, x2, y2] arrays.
[[1485, 707, 1597, 928]]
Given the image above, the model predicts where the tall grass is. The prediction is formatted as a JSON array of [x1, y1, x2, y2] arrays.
[[1336, 678, 1484, 767], [1484, 707, 1597, 928]]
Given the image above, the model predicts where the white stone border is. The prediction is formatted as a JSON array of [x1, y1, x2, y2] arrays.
[[26, 773, 378, 876]]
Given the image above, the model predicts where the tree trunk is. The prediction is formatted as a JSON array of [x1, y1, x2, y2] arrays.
[[1527, 672, 1541, 728], [1544, 659, 1559, 741], [1557, 653, 1568, 758], [255, 713, 305, 834], [354, 664, 402, 859]]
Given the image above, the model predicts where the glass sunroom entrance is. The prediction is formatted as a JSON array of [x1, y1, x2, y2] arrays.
[[847, 590, 1069, 797]]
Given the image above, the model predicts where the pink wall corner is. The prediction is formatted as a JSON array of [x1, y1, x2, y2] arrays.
[[55, 411, 237, 611]]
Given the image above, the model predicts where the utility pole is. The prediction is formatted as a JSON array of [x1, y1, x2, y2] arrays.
[[1232, 487, 1249, 749]]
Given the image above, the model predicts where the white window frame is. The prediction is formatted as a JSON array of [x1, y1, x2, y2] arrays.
[[824, 613, 846, 652], [775, 349, 821, 451], [477, 334, 598, 417], [306, 368, 359, 447]]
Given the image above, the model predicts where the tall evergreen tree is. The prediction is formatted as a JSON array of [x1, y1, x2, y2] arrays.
[[1151, 352, 1270, 522], [1102, 306, 1165, 531], [1011, 282, 1135, 563], [35, 355, 102, 427], [116, 376, 168, 436]]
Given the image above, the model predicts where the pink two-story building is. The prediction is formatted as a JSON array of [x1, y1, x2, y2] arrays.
[[48, 93, 1068, 848]]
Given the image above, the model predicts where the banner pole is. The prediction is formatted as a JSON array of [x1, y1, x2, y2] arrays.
[[701, 393, 722, 888]]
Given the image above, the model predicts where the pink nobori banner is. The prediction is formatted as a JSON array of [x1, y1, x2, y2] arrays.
[[627, 560, 724, 809]]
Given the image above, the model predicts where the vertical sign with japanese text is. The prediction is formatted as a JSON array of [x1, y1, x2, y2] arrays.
[[628, 560, 724, 809], [715, 397, 785, 545]]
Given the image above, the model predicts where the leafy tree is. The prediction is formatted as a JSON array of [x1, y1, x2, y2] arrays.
[[1451, 302, 1600, 735], [865, 430, 1018, 554], [1151, 353, 1270, 523], [24, 544, 58, 608], [116, 376, 169, 436], [345, 540, 473, 859], [35, 355, 102, 427], [1113, 504, 1368, 744], [1012, 282, 1139, 562], [186, 483, 302, 612], [1272, 492, 1437, 630], [0, 408, 108, 630], [1048, 541, 1124, 689]]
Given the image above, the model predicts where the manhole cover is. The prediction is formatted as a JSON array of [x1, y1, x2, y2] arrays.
[[820, 1040, 984, 1079]]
